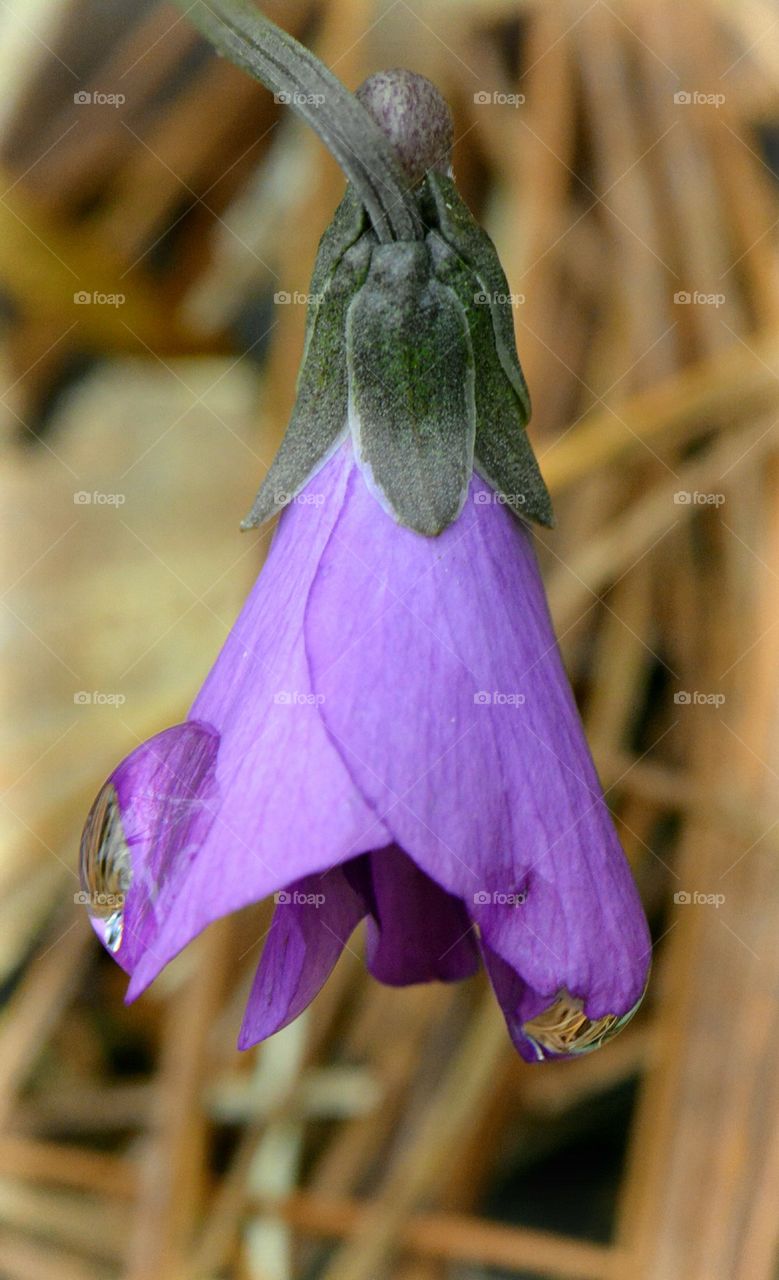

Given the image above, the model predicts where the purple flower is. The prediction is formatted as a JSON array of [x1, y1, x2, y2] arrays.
[[81, 442, 650, 1062]]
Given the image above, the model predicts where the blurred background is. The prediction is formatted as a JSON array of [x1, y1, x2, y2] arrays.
[[1, 0, 778, 1277]]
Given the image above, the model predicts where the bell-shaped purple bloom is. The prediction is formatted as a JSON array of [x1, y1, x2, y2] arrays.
[[81, 442, 650, 1062]]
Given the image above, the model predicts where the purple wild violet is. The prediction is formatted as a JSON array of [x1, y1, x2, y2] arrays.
[[79, 4, 651, 1061]]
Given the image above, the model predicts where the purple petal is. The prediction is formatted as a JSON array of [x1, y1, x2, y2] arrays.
[[120, 447, 390, 999], [361, 845, 478, 985], [239, 844, 477, 1046], [239, 866, 367, 1048], [305, 463, 650, 1023]]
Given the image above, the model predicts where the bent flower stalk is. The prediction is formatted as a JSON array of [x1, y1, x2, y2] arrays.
[[79, 26, 651, 1061]]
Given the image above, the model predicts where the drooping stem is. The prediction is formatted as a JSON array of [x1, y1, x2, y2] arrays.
[[175, 0, 422, 242]]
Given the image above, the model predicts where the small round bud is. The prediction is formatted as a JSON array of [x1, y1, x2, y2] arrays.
[[356, 69, 453, 186]]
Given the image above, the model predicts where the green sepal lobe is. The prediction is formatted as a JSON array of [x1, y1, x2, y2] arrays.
[[422, 171, 532, 424], [346, 242, 475, 537], [242, 189, 373, 529], [427, 230, 553, 528]]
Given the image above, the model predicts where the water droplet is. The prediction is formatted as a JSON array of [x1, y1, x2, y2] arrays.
[[79, 783, 132, 953], [522, 981, 647, 1060]]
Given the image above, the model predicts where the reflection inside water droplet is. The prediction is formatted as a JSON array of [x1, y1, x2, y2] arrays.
[[522, 980, 648, 1060], [79, 782, 132, 953]]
